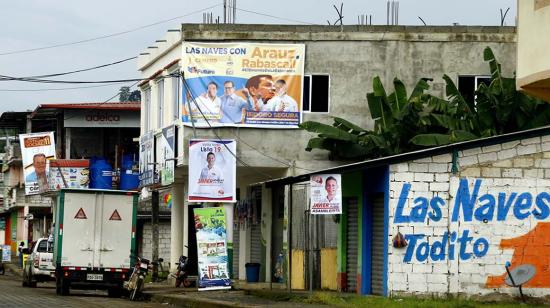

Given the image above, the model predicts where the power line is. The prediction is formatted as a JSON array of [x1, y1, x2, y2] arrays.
[[0, 74, 145, 84], [11, 56, 137, 79], [0, 4, 222, 56], [182, 76, 277, 179], [228, 5, 318, 25], [0, 83, 123, 92], [181, 75, 314, 176], [0, 72, 174, 90], [59, 80, 141, 122]]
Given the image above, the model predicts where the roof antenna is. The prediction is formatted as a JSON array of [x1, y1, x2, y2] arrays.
[[500, 7, 510, 26], [418, 16, 427, 26]]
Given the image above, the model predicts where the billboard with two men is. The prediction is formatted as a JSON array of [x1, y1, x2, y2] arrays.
[[181, 42, 305, 128]]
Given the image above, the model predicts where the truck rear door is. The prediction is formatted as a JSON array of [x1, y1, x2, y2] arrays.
[[95, 193, 133, 269], [61, 192, 97, 267]]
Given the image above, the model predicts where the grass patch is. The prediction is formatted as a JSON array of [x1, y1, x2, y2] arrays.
[[248, 290, 545, 308]]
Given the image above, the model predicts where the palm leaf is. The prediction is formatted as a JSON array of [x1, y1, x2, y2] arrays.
[[410, 133, 452, 146], [299, 121, 358, 142]]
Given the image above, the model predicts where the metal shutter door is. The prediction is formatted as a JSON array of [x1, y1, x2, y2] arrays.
[[250, 222, 262, 263], [232, 226, 240, 279], [346, 198, 358, 292], [371, 194, 385, 295]]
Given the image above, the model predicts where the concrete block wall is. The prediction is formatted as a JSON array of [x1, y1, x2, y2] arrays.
[[388, 136, 550, 298], [140, 221, 172, 268]]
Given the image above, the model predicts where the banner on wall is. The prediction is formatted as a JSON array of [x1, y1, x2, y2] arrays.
[[194, 207, 231, 291], [155, 125, 176, 186], [19, 132, 56, 195], [188, 139, 236, 202], [139, 131, 155, 187], [182, 42, 305, 128], [310, 174, 342, 214], [48, 159, 90, 190], [1, 245, 10, 262]]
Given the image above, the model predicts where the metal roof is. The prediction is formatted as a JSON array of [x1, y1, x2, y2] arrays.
[[0, 111, 30, 132], [30, 101, 140, 118], [264, 125, 550, 187]]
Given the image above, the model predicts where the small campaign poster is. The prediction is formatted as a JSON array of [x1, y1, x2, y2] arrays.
[[156, 125, 176, 186], [19, 132, 56, 195], [310, 174, 342, 214], [194, 207, 231, 291], [188, 139, 236, 202], [139, 131, 155, 187]]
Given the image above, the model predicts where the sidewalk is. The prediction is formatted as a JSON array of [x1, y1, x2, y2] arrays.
[[3, 262, 23, 277], [6, 262, 327, 307], [143, 282, 328, 308]]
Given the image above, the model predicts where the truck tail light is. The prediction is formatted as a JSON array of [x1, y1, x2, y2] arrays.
[[33, 256, 39, 267]]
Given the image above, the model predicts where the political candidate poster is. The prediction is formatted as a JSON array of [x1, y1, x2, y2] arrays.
[[1, 245, 11, 262], [310, 174, 342, 214], [139, 131, 155, 187], [182, 42, 305, 128], [194, 207, 231, 291], [19, 132, 56, 195], [188, 139, 236, 202], [155, 125, 176, 186]]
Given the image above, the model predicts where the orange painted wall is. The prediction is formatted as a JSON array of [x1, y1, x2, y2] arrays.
[[486, 222, 550, 288]]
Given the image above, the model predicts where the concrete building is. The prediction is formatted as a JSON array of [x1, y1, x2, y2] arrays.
[[0, 102, 141, 257], [267, 125, 550, 299], [0, 112, 30, 256], [517, 0, 550, 100], [136, 24, 516, 284]]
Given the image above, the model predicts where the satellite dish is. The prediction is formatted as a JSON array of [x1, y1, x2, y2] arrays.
[[505, 264, 536, 287]]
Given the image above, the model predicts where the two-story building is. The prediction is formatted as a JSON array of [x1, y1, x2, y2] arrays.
[[137, 24, 517, 288]]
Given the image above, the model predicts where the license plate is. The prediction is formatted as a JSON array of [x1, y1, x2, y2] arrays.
[[87, 274, 103, 281], [140, 263, 148, 269]]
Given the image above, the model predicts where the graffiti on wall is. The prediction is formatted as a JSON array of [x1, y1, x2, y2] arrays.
[[393, 177, 550, 287]]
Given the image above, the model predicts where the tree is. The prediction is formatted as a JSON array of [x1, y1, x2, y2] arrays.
[[300, 47, 550, 161], [119, 87, 141, 102], [119, 86, 130, 101], [128, 90, 141, 102]]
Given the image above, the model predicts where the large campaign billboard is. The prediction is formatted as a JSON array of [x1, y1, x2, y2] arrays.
[[19, 132, 56, 195], [188, 139, 236, 202], [182, 42, 305, 128]]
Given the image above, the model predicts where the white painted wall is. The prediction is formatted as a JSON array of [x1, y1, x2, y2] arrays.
[[388, 136, 550, 298]]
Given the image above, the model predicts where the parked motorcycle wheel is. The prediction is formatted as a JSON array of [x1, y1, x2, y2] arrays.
[[183, 278, 192, 288], [130, 278, 143, 301]]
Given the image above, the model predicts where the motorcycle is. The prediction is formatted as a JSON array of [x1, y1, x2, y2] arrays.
[[174, 254, 193, 288], [124, 255, 150, 301]]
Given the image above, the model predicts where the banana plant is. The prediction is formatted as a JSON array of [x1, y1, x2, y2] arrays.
[[300, 46, 550, 161]]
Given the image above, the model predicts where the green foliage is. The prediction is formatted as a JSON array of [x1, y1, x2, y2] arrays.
[[300, 47, 550, 160], [119, 86, 141, 102]]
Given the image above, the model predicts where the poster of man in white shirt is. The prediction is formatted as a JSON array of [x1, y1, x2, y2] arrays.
[[310, 174, 342, 214], [189, 139, 236, 202]]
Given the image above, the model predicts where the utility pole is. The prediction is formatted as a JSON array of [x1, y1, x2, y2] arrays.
[[151, 190, 160, 281]]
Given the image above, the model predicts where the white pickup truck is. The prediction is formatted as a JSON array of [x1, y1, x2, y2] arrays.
[[22, 237, 55, 287]]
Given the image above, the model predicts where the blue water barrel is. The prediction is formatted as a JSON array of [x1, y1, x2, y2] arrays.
[[89, 157, 113, 189], [120, 154, 139, 190]]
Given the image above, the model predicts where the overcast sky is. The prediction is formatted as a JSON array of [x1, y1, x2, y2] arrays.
[[0, 0, 517, 112]]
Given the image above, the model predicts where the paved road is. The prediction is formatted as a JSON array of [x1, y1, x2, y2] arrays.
[[0, 271, 172, 308]]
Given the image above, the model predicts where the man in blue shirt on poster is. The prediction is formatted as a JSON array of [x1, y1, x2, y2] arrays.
[[219, 81, 252, 123]]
